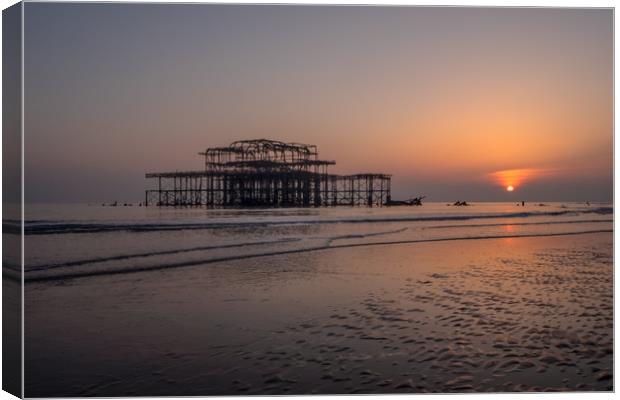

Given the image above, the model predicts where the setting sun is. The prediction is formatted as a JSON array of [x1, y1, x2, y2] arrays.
[[506, 185, 514, 192]]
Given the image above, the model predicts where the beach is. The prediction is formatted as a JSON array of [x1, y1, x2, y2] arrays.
[[22, 203, 613, 396]]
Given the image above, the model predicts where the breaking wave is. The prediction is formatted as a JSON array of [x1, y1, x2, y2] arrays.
[[17, 206, 613, 235], [22, 229, 612, 283]]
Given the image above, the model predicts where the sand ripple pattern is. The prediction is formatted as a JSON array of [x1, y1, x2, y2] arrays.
[[218, 245, 612, 394]]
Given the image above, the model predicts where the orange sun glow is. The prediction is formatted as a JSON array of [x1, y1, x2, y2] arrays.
[[490, 168, 555, 194]]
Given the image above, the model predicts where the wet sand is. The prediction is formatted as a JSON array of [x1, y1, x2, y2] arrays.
[[25, 232, 612, 396]]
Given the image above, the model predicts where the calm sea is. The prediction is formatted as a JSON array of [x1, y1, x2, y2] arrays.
[[9, 201, 612, 282]]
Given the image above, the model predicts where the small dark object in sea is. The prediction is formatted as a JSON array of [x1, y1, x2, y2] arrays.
[[453, 200, 469, 206], [385, 196, 425, 206]]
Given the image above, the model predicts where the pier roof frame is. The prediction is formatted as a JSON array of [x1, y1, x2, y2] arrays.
[[199, 138, 321, 165], [145, 170, 391, 179]]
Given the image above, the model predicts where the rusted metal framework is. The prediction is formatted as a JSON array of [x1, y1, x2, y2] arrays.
[[145, 139, 391, 208]]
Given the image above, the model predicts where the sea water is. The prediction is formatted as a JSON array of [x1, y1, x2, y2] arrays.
[[14, 202, 612, 281]]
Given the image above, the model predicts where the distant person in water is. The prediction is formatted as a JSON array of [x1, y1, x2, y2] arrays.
[[521, 201, 525, 207]]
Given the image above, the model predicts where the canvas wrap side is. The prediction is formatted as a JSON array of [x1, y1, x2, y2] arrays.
[[2, 2, 23, 398]]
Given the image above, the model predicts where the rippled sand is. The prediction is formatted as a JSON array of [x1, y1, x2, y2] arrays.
[[25, 232, 612, 396]]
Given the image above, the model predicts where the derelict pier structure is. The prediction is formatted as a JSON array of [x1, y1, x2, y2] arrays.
[[145, 139, 391, 208]]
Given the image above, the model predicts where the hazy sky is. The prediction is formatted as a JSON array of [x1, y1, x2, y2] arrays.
[[24, 4, 612, 202]]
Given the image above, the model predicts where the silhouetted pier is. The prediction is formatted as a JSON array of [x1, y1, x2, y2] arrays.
[[145, 139, 391, 207]]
